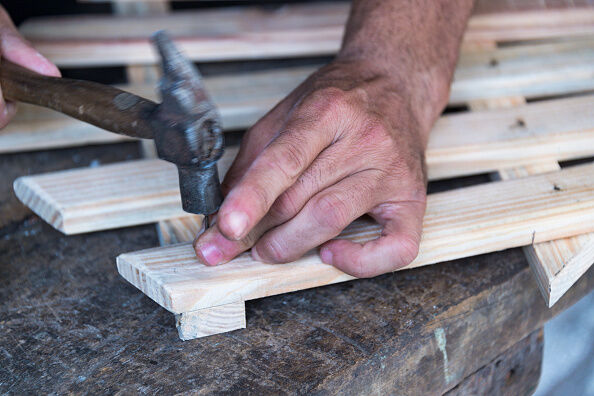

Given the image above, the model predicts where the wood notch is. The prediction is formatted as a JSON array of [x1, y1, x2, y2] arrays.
[[14, 95, 594, 235], [4, 40, 594, 154], [497, 163, 594, 307], [469, 96, 594, 308], [20, 4, 594, 66], [116, 163, 594, 338]]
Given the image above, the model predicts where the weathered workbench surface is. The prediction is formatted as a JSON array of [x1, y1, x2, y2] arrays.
[[1, 143, 592, 394]]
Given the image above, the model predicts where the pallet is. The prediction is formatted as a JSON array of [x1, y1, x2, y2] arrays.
[[469, 96, 594, 308], [3, 38, 594, 154], [14, 94, 594, 233], [9, 1, 594, 336], [116, 163, 594, 339], [20, 3, 594, 66]]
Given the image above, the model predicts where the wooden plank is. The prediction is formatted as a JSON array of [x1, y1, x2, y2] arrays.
[[116, 162, 594, 314], [470, 97, 594, 308], [175, 301, 246, 341], [4, 39, 594, 153], [498, 164, 594, 308], [20, 3, 594, 66], [13, 94, 594, 234]]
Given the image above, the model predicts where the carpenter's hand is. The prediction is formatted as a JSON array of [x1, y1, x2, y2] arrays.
[[0, 6, 60, 128], [194, 59, 429, 278]]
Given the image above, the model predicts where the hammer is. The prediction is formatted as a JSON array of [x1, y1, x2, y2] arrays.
[[0, 31, 224, 219]]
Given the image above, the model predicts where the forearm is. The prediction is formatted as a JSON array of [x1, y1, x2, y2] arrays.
[[338, 0, 475, 142]]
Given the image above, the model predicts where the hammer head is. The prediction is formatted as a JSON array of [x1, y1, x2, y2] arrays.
[[150, 31, 224, 216]]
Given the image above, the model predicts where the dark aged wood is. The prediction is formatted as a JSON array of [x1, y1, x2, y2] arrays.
[[0, 143, 592, 394], [446, 329, 544, 396]]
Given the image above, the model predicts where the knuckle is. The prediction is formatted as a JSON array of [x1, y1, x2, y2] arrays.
[[308, 87, 350, 120], [246, 183, 272, 213], [266, 138, 308, 182], [270, 190, 301, 221], [258, 237, 289, 263], [313, 192, 352, 231], [362, 118, 392, 146]]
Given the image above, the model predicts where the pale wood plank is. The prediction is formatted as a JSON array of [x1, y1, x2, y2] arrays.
[[470, 96, 594, 308], [20, 4, 594, 66], [13, 95, 594, 234], [4, 40, 594, 154], [175, 301, 246, 341], [498, 163, 594, 308], [116, 162, 594, 314]]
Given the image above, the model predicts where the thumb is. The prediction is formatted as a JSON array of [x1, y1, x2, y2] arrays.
[[320, 201, 425, 278]]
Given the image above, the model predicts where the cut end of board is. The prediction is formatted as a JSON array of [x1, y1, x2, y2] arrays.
[[13, 176, 64, 232]]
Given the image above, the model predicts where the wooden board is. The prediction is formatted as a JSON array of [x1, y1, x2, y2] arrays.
[[4, 39, 594, 154], [3, 135, 593, 388], [470, 97, 594, 308], [20, 3, 594, 66], [13, 94, 594, 234], [498, 164, 594, 308], [116, 162, 594, 314]]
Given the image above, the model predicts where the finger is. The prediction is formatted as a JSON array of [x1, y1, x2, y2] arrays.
[[0, 9, 60, 77], [252, 170, 383, 263], [194, 141, 360, 265], [221, 92, 297, 195], [321, 200, 425, 278], [217, 114, 336, 241]]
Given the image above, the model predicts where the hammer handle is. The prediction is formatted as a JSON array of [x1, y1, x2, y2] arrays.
[[0, 59, 157, 139]]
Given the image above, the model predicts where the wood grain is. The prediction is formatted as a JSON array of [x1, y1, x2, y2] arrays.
[[14, 94, 594, 234], [20, 4, 594, 66], [471, 97, 594, 308], [116, 162, 594, 314], [4, 39, 594, 153], [499, 164, 594, 308], [175, 301, 246, 341]]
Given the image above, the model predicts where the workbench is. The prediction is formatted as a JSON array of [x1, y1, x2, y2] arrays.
[[1, 142, 591, 394]]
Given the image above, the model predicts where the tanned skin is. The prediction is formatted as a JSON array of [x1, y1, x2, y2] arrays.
[[0, 6, 60, 127], [194, 1, 476, 277]]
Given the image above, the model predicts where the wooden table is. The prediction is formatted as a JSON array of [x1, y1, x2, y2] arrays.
[[0, 142, 592, 394]]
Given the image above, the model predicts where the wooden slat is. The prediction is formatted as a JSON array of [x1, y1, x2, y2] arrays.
[[116, 162, 594, 313], [4, 39, 594, 154], [498, 164, 594, 308], [20, 3, 594, 66], [470, 97, 594, 308], [13, 94, 594, 234]]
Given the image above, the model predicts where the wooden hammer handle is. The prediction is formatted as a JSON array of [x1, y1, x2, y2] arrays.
[[0, 59, 157, 139]]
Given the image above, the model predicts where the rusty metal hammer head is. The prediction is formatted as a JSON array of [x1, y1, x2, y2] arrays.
[[150, 31, 224, 216]]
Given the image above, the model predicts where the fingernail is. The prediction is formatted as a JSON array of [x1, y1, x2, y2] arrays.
[[198, 243, 225, 266], [225, 211, 248, 239], [320, 247, 333, 265]]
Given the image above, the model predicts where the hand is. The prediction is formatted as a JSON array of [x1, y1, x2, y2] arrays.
[[0, 6, 60, 128], [194, 59, 430, 278]]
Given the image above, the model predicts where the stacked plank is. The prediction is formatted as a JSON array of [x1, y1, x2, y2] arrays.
[[10, 1, 594, 338]]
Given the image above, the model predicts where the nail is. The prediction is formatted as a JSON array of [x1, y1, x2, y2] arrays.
[[320, 248, 333, 265], [198, 243, 225, 266], [225, 211, 249, 239]]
